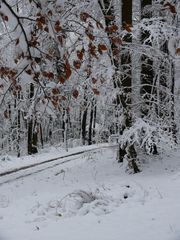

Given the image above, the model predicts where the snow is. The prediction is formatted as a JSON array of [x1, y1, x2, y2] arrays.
[[0, 145, 180, 240], [0, 143, 112, 175]]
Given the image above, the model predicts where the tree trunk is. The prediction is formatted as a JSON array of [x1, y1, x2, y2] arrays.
[[88, 102, 94, 145], [27, 83, 38, 155], [82, 108, 88, 145], [39, 123, 44, 148], [93, 103, 97, 138], [99, 0, 140, 173]]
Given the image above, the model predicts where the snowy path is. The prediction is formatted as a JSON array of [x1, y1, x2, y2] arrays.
[[0, 147, 180, 240], [0, 145, 117, 186]]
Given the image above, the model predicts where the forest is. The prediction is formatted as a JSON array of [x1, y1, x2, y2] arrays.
[[0, 0, 180, 168], [0, 1, 180, 240]]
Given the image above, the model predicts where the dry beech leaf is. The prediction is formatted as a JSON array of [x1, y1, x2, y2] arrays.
[[73, 60, 81, 69], [92, 88, 100, 95], [80, 12, 90, 22], [72, 89, 79, 99]]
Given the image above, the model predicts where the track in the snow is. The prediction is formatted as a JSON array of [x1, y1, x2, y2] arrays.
[[0, 145, 117, 185]]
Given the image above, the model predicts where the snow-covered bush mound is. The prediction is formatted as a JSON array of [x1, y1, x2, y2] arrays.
[[29, 189, 120, 221], [58, 190, 120, 216], [29, 183, 149, 222], [50, 189, 119, 218]]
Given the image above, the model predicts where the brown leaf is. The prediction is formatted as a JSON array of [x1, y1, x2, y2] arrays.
[[106, 25, 118, 33], [111, 37, 122, 45], [164, 2, 176, 14], [42, 71, 48, 77], [72, 89, 79, 99], [98, 44, 107, 53], [92, 77, 97, 84], [85, 29, 95, 41], [37, 21, 43, 29], [96, 21, 104, 29], [73, 60, 81, 69], [88, 43, 98, 59], [80, 12, 90, 22], [52, 88, 60, 95], [36, 12, 41, 17], [176, 48, 180, 54], [58, 76, 66, 84], [29, 38, 39, 47], [87, 33, 95, 41], [77, 49, 84, 60], [169, 5, 176, 13], [112, 48, 120, 56], [47, 72, 54, 79], [54, 20, 62, 32], [10, 70, 17, 77], [64, 60, 72, 80], [37, 16, 46, 24], [92, 88, 100, 95]]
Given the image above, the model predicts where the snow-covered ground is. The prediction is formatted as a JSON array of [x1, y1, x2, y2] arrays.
[[0, 145, 180, 240]]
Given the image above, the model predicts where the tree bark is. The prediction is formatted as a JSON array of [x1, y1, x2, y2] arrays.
[[98, 0, 140, 173], [27, 83, 38, 155], [88, 102, 94, 145]]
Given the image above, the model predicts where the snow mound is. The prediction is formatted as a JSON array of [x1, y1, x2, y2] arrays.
[[29, 189, 120, 221], [29, 183, 148, 222], [57, 190, 119, 217]]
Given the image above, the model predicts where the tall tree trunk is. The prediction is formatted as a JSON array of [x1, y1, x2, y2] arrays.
[[82, 107, 88, 145], [39, 123, 44, 148], [120, 0, 140, 172], [98, 0, 140, 173], [170, 62, 177, 143], [93, 102, 97, 138], [140, 0, 153, 117], [88, 101, 94, 145], [27, 83, 38, 155]]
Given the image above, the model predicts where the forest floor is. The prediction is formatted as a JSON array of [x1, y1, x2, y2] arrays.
[[0, 144, 180, 240]]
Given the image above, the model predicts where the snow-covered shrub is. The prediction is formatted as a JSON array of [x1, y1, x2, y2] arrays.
[[31, 189, 119, 219], [58, 190, 96, 216], [120, 118, 176, 154]]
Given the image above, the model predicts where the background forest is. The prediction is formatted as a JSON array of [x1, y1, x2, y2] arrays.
[[0, 0, 180, 173]]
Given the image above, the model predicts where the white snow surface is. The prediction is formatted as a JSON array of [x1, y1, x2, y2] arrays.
[[0, 145, 180, 240]]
